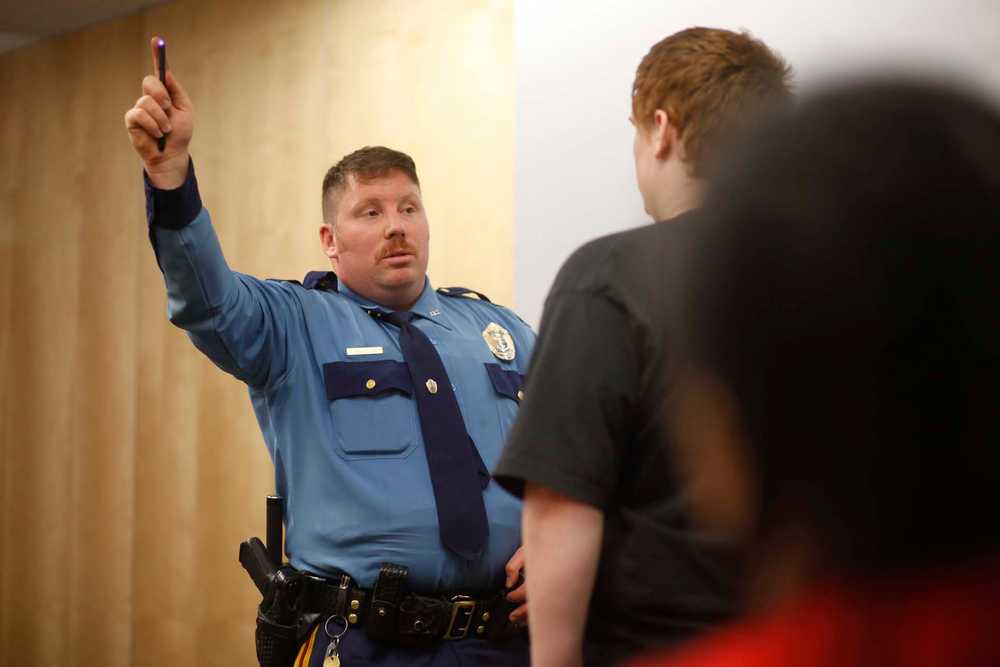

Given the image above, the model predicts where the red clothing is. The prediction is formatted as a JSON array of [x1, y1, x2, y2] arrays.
[[629, 559, 1000, 667]]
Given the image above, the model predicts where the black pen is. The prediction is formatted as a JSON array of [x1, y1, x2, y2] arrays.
[[157, 38, 167, 152]]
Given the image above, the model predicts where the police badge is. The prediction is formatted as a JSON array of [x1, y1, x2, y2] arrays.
[[482, 322, 516, 361]]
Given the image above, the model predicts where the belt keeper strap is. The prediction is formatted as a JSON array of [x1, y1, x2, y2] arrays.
[[367, 563, 408, 641], [298, 574, 345, 617], [336, 573, 351, 616]]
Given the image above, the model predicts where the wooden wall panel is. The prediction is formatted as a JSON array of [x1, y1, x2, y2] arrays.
[[0, 40, 18, 666], [5, 39, 82, 667], [0, 1, 513, 665], [64, 18, 146, 667], [325, 0, 515, 304], [0, 15, 146, 665]]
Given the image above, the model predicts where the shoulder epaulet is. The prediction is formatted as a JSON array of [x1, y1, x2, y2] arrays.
[[302, 271, 339, 291], [436, 286, 492, 303]]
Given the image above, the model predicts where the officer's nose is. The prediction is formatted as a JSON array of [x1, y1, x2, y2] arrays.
[[384, 211, 406, 238]]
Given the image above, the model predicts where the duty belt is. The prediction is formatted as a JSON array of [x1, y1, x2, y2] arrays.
[[238, 508, 521, 661], [296, 567, 523, 645]]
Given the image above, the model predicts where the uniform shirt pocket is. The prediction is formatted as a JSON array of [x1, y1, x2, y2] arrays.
[[485, 363, 526, 436], [485, 363, 526, 402], [324, 360, 419, 459]]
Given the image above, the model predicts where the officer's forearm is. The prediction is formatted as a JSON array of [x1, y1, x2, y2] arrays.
[[154, 209, 237, 328], [145, 159, 231, 328], [523, 482, 603, 667]]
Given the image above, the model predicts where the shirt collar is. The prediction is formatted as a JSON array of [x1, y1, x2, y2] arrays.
[[336, 277, 453, 331]]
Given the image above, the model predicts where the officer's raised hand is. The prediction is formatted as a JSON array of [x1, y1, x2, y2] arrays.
[[123, 36, 194, 190]]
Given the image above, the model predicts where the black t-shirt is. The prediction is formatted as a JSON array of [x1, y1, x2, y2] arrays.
[[493, 212, 737, 665]]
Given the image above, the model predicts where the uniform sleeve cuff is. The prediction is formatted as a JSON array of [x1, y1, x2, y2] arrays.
[[144, 157, 203, 230]]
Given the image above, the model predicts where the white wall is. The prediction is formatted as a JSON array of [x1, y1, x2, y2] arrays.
[[513, 0, 1000, 327]]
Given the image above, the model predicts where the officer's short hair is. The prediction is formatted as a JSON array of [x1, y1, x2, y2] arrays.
[[680, 80, 1000, 574], [322, 146, 421, 223], [632, 27, 792, 178]]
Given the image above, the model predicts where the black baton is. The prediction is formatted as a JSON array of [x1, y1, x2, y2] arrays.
[[266, 495, 284, 566]]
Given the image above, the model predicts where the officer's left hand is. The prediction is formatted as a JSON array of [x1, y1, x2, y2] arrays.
[[504, 546, 528, 625]]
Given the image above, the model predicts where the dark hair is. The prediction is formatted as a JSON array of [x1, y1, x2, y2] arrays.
[[681, 80, 1000, 572], [632, 27, 793, 178], [321, 146, 420, 222]]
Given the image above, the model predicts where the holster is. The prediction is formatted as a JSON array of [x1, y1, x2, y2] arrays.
[[252, 564, 317, 667], [242, 496, 312, 667], [254, 612, 298, 667]]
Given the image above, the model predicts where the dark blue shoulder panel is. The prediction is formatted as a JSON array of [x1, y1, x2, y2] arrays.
[[436, 286, 492, 303]]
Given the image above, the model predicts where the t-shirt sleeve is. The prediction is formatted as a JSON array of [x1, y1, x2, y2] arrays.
[[492, 288, 638, 509]]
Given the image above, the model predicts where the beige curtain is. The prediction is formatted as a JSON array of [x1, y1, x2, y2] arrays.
[[0, 1, 513, 664]]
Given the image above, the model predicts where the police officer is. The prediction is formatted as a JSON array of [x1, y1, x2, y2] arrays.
[[125, 37, 533, 666]]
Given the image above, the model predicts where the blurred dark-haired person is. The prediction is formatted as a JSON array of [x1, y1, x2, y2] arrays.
[[631, 80, 1000, 667], [492, 27, 792, 667], [125, 37, 535, 667]]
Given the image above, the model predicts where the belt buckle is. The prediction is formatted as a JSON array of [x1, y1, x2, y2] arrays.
[[444, 595, 476, 640]]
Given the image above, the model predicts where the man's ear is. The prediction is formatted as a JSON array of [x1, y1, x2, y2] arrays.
[[320, 223, 338, 260], [652, 108, 678, 160]]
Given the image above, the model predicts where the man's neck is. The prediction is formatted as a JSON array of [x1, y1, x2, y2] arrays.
[[336, 276, 426, 312], [651, 176, 703, 221]]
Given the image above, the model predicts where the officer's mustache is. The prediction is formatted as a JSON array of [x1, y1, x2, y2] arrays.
[[377, 240, 418, 260]]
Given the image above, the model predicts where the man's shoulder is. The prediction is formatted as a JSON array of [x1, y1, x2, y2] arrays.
[[258, 272, 360, 316], [548, 213, 701, 322], [553, 221, 671, 295], [574, 212, 699, 264], [436, 286, 534, 339]]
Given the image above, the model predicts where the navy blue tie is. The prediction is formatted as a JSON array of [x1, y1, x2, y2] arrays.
[[378, 310, 489, 560]]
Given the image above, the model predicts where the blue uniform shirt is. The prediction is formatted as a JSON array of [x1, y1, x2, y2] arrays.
[[145, 164, 535, 591]]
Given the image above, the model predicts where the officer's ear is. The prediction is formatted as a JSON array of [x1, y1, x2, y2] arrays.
[[320, 223, 338, 261]]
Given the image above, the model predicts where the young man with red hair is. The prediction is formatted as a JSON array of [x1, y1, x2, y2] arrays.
[[493, 27, 791, 667]]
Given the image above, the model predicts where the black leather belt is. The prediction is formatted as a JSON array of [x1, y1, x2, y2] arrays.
[[295, 571, 522, 644]]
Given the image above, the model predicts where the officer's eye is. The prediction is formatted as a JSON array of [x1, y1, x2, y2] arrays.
[[363, 208, 380, 218], [403, 205, 417, 214]]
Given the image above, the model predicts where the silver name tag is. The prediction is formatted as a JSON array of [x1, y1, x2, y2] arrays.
[[346, 346, 384, 356]]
